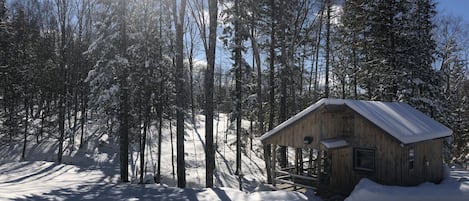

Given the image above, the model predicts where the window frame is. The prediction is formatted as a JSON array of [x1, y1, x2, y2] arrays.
[[353, 148, 375, 172]]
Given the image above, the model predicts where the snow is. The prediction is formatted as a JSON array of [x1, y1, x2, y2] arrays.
[[0, 160, 308, 201], [320, 138, 349, 149], [0, 112, 466, 200], [260, 98, 452, 145], [0, 113, 314, 201], [345, 169, 469, 201]]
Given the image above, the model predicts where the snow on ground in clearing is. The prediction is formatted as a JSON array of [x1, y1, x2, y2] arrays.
[[1, 112, 468, 201], [345, 167, 469, 201], [131, 113, 269, 191], [0, 113, 317, 200], [0, 161, 309, 201]]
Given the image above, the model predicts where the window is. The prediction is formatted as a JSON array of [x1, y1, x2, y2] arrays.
[[354, 148, 375, 171], [409, 148, 415, 170]]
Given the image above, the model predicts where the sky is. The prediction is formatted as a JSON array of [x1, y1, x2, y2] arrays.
[[436, 0, 469, 22]]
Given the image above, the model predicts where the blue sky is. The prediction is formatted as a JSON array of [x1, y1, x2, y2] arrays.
[[436, 0, 469, 21]]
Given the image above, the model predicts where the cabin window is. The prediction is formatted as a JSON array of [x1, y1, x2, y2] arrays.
[[409, 148, 415, 170], [354, 148, 375, 171]]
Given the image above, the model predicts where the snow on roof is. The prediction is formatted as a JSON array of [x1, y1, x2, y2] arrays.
[[260, 98, 452, 144], [320, 138, 349, 149]]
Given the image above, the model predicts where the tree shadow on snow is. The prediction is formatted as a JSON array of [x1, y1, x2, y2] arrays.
[[14, 183, 203, 201]]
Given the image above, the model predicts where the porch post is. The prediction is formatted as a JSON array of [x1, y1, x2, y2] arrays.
[[272, 144, 277, 186]]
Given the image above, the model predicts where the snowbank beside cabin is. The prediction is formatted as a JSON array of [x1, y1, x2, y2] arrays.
[[345, 174, 469, 201]]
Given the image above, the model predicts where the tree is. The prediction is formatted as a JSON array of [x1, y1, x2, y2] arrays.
[[434, 14, 469, 163], [324, 0, 331, 98], [85, 0, 130, 182], [188, 0, 218, 188], [117, 0, 130, 183], [172, 0, 187, 188], [55, 0, 71, 164], [205, 0, 217, 188]]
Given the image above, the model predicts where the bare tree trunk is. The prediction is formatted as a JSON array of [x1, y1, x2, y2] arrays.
[[118, 0, 129, 183], [140, 116, 146, 184], [156, 108, 163, 183], [265, 0, 277, 184], [79, 91, 86, 149], [234, 0, 243, 181], [324, 0, 331, 98], [278, 0, 288, 168], [173, 0, 187, 188], [57, 0, 68, 164], [170, 119, 175, 178], [313, 9, 324, 99], [249, 27, 264, 135], [204, 0, 217, 188], [22, 95, 28, 160]]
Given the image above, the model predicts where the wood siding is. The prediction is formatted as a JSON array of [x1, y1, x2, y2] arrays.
[[264, 106, 445, 195]]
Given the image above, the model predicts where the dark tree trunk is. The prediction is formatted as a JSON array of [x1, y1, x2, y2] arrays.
[[140, 116, 147, 184], [156, 105, 163, 183], [79, 90, 86, 149], [22, 96, 28, 160], [56, 0, 68, 164], [234, 0, 242, 179], [118, 0, 129, 183], [324, 0, 331, 98], [205, 0, 217, 188], [278, 1, 288, 168], [173, 0, 187, 188], [265, 0, 277, 184]]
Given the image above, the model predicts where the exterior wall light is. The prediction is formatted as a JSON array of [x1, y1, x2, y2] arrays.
[[304, 136, 314, 145]]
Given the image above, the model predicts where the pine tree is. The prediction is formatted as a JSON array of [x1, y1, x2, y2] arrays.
[[85, 0, 130, 182]]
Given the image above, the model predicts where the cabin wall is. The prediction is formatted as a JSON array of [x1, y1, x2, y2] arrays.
[[264, 108, 350, 148], [401, 138, 444, 185], [331, 112, 445, 194]]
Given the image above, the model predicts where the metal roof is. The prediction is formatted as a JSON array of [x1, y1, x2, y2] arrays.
[[259, 98, 452, 144]]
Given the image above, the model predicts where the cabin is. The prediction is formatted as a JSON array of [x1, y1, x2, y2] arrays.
[[259, 98, 452, 195]]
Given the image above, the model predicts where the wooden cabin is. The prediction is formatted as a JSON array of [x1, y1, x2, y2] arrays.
[[259, 98, 452, 195]]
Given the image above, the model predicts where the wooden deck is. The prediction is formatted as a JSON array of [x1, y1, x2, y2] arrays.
[[273, 168, 319, 192]]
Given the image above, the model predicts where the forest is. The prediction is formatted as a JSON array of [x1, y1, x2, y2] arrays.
[[0, 0, 468, 189]]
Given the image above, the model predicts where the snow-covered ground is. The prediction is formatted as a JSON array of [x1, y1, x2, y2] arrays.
[[0, 113, 468, 200], [0, 161, 309, 201], [346, 167, 469, 201], [0, 113, 313, 200]]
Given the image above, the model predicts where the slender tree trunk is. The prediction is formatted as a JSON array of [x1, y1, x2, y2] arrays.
[[79, 90, 86, 149], [173, 0, 187, 188], [118, 0, 129, 183], [70, 87, 79, 151], [189, 45, 195, 120], [156, 108, 163, 183], [264, 0, 276, 184], [170, 119, 175, 177], [205, 0, 217, 188], [234, 0, 243, 180], [352, 32, 358, 99], [140, 117, 146, 184], [57, 94, 65, 163], [38, 101, 45, 144], [313, 9, 324, 99], [324, 0, 331, 98], [278, 0, 288, 168], [56, 0, 68, 164], [22, 96, 28, 160], [249, 29, 264, 135]]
